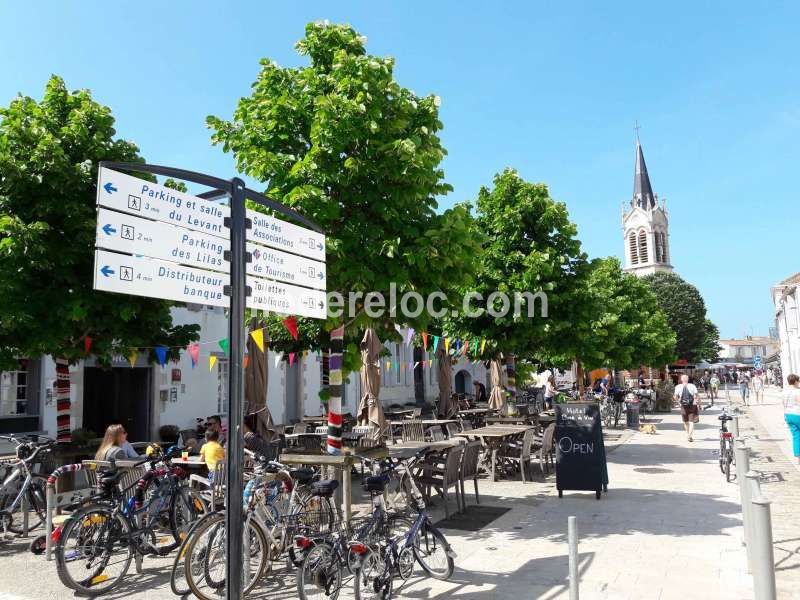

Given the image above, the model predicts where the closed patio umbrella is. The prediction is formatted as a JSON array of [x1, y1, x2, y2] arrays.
[[437, 344, 456, 418], [245, 317, 276, 441], [357, 328, 388, 441], [487, 359, 506, 412]]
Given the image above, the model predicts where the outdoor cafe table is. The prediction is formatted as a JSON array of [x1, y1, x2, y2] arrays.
[[455, 424, 534, 482], [485, 416, 534, 425], [389, 419, 458, 441]]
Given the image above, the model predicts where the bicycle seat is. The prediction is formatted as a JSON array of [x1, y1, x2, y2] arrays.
[[310, 479, 339, 497], [363, 475, 388, 493], [98, 470, 122, 487], [718, 415, 734, 422], [289, 468, 315, 484]]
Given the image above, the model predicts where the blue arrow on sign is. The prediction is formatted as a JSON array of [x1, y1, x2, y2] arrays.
[[100, 265, 115, 277], [317, 242, 323, 250], [102, 224, 117, 235], [103, 182, 117, 194], [317, 272, 325, 280]]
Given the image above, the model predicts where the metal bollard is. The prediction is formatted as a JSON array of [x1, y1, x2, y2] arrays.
[[45, 486, 54, 561], [750, 494, 777, 600], [731, 416, 740, 439], [735, 441, 752, 571], [568, 516, 579, 600]]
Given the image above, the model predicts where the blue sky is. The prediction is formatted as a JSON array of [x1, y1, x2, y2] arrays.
[[1, 1, 797, 339]]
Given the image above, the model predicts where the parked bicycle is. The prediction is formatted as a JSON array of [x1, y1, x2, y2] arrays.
[[718, 409, 736, 482], [0, 434, 54, 535], [54, 447, 198, 595]]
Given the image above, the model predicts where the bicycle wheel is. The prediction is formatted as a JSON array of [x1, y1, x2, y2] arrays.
[[55, 505, 133, 595], [184, 511, 268, 600], [298, 541, 343, 600], [354, 548, 393, 600], [718, 441, 726, 474], [4, 473, 47, 533], [170, 510, 218, 596], [166, 485, 199, 553], [412, 522, 454, 580]]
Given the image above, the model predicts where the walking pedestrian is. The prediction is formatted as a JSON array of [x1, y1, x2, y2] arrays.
[[543, 374, 556, 410], [709, 373, 720, 406], [700, 372, 709, 398], [783, 374, 800, 465], [674, 374, 700, 442], [739, 371, 751, 405]]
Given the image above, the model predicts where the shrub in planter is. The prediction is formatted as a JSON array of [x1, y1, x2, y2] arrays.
[[158, 424, 180, 444], [70, 428, 96, 446]]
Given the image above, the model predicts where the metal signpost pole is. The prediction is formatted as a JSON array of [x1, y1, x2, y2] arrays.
[[225, 178, 247, 600]]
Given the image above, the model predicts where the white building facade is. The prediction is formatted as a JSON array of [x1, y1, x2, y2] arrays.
[[772, 273, 800, 385]]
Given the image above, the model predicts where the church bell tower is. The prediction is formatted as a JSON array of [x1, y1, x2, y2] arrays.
[[622, 135, 673, 276]]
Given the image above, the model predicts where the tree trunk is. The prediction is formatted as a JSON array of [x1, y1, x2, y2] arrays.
[[576, 359, 585, 395]]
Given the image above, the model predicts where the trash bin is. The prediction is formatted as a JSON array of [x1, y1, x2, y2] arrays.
[[625, 401, 640, 428]]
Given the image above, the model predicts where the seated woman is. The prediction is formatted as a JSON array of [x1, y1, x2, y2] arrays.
[[95, 424, 139, 461], [243, 413, 280, 461]]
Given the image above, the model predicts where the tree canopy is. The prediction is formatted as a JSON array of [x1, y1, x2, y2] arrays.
[[208, 22, 480, 359], [642, 271, 710, 362], [444, 168, 585, 359], [0, 76, 199, 369]]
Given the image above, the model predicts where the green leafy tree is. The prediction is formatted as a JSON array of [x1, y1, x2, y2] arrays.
[[208, 22, 480, 362], [444, 168, 586, 360], [642, 271, 708, 362], [696, 318, 722, 363], [555, 257, 676, 370], [0, 76, 199, 369]]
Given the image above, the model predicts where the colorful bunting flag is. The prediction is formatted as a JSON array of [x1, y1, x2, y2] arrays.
[[481, 339, 487, 354], [128, 349, 138, 368], [462, 340, 469, 356], [250, 328, 265, 353], [155, 346, 168, 366], [282, 316, 299, 340], [243, 355, 250, 370], [83, 336, 93, 355], [188, 343, 199, 369], [422, 332, 429, 351], [218, 338, 229, 355], [433, 336, 440, 352], [405, 327, 415, 345], [209, 355, 217, 371], [386, 360, 391, 371], [289, 352, 296, 365], [444, 338, 450, 353]]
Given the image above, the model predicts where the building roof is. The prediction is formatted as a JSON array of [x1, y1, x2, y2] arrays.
[[633, 139, 656, 210], [720, 337, 777, 346], [778, 272, 800, 286]]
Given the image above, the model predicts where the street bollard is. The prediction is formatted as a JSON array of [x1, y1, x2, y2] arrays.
[[45, 485, 54, 560], [568, 516, 579, 600], [731, 416, 739, 439], [735, 441, 752, 571], [745, 470, 764, 574], [750, 494, 777, 600]]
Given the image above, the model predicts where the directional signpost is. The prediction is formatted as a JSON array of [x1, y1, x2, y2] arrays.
[[92, 163, 327, 600]]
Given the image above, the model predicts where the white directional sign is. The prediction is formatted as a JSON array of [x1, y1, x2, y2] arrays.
[[95, 208, 326, 290], [97, 167, 325, 261], [93, 249, 327, 319]]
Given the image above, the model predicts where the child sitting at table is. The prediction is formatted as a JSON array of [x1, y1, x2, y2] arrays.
[[200, 430, 225, 480]]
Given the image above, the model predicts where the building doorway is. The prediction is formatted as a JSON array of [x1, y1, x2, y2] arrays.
[[454, 369, 472, 395], [83, 367, 152, 442], [413, 347, 425, 404]]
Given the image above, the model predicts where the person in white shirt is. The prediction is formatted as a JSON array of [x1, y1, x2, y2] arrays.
[[783, 374, 800, 465], [674, 374, 700, 442]]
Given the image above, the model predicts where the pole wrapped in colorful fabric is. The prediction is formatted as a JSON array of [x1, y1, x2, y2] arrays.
[[327, 325, 344, 454], [55, 358, 71, 443], [506, 354, 517, 414]]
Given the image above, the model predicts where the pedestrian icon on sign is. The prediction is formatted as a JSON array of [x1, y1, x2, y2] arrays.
[[121, 225, 135, 240], [120, 266, 133, 281], [128, 195, 141, 211]]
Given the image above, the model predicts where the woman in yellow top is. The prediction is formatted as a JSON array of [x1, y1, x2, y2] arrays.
[[200, 429, 225, 479]]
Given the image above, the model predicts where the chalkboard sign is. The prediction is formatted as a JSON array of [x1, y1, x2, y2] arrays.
[[555, 403, 608, 499]]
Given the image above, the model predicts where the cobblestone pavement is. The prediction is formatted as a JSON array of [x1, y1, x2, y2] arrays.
[[0, 406, 757, 600]]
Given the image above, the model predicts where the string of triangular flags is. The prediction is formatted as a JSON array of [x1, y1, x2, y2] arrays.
[[82, 318, 491, 373]]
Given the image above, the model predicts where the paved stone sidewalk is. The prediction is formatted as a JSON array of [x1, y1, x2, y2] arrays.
[[736, 387, 800, 600], [0, 407, 754, 599]]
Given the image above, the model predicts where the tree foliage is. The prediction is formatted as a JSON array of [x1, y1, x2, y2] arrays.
[[642, 271, 708, 362], [696, 318, 722, 363], [549, 257, 676, 370], [0, 76, 199, 369], [444, 169, 585, 358], [207, 22, 481, 360]]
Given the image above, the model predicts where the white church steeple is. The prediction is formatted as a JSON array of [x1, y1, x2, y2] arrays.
[[622, 134, 673, 276]]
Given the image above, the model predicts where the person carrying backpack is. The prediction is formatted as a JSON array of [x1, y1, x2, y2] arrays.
[[674, 374, 700, 442]]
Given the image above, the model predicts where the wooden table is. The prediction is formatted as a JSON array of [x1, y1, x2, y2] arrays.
[[486, 416, 534, 425], [170, 456, 206, 468], [387, 439, 461, 459], [456, 425, 534, 481]]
